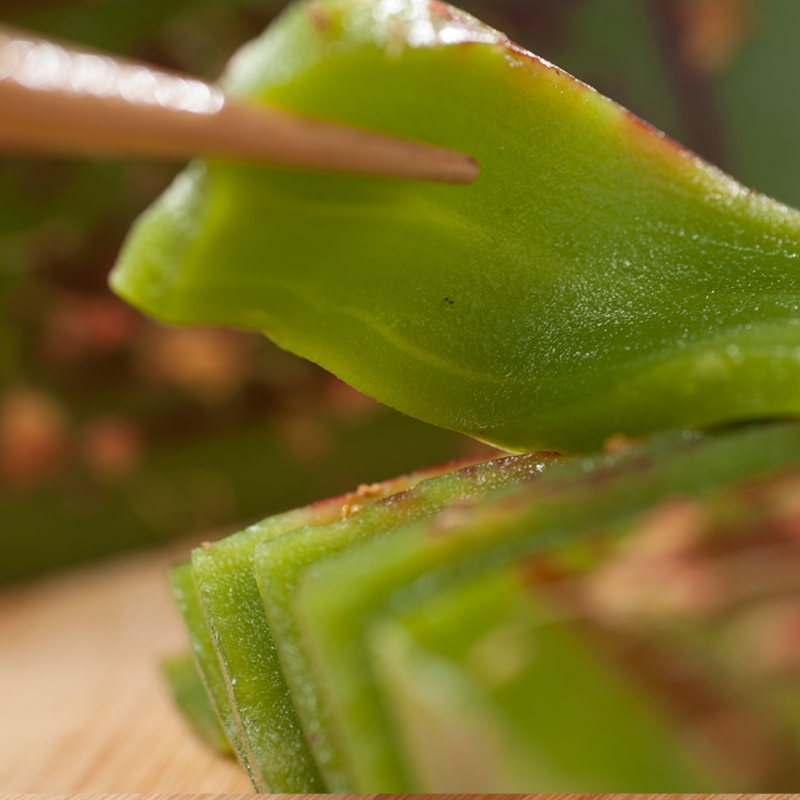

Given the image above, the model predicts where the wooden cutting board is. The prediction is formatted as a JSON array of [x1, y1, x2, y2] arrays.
[[0, 539, 252, 793]]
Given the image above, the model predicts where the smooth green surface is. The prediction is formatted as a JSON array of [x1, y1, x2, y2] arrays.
[[372, 570, 705, 792], [111, 0, 800, 454], [297, 421, 800, 791], [169, 562, 240, 761], [254, 451, 557, 790], [190, 468, 422, 791], [162, 652, 233, 755]]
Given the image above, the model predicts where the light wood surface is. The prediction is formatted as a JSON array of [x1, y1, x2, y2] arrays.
[[0, 793, 798, 799], [0, 540, 252, 793], [0, 26, 478, 185]]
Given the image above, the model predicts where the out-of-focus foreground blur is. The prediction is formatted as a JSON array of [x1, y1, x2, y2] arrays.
[[1, 0, 799, 585]]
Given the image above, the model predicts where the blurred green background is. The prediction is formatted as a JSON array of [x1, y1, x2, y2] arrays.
[[0, 0, 798, 585]]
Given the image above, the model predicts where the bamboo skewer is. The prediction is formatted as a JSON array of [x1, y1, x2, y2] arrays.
[[0, 25, 479, 185]]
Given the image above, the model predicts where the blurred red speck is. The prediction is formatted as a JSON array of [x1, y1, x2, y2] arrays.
[[40, 292, 140, 366], [623, 498, 709, 558], [584, 499, 728, 624], [678, 0, 756, 76], [138, 327, 251, 402], [275, 413, 332, 464], [322, 375, 381, 421], [765, 474, 800, 539], [723, 597, 800, 679], [0, 386, 69, 491], [603, 433, 641, 455], [688, 706, 779, 788], [80, 417, 143, 482]]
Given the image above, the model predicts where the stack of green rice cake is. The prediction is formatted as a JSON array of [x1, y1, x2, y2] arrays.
[[167, 422, 800, 792]]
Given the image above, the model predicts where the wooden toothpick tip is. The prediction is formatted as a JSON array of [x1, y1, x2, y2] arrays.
[[0, 25, 479, 185]]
